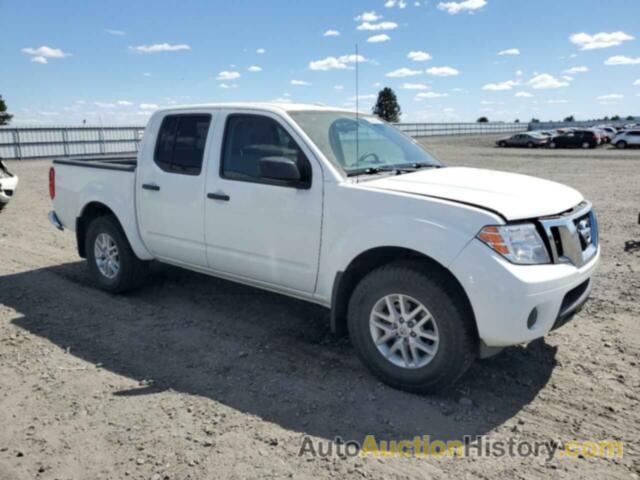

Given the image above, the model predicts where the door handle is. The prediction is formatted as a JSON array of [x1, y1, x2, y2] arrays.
[[142, 183, 160, 191], [207, 192, 230, 201]]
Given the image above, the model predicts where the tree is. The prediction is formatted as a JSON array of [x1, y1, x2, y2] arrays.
[[563, 115, 575, 122], [530, 118, 540, 124], [626, 115, 635, 121], [372, 87, 401, 123], [0, 95, 12, 126], [514, 119, 520, 123], [476, 116, 489, 123], [611, 115, 621, 121]]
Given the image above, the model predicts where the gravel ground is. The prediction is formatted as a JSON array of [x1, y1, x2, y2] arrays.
[[0, 135, 638, 480]]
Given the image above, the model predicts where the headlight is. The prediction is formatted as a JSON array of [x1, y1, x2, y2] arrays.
[[477, 223, 550, 265]]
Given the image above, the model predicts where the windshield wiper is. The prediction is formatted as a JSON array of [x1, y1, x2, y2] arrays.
[[347, 163, 442, 177]]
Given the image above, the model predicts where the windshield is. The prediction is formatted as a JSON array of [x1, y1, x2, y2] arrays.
[[288, 111, 442, 175]]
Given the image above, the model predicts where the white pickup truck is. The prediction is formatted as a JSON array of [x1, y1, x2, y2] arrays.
[[49, 103, 600, 392]]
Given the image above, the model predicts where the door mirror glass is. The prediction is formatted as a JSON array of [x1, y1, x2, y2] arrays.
[[259, 156, 301, 183]]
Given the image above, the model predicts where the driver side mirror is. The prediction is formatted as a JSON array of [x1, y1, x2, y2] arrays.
[[259, 156, 301, 183]]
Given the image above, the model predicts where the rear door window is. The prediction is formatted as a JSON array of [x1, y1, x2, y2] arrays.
[[154, 114, 212, 175]]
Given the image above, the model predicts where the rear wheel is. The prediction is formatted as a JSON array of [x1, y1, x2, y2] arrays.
[[549, 141, 557, 149], [347, 261, 476, 393], [581, 141, 591, 149], [616, 141, 627, 149], [85, 215, 148, 293], [527, 142, 534, 148]]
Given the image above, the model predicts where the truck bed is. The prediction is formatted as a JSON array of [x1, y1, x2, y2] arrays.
[[52, 156, 137, 172]]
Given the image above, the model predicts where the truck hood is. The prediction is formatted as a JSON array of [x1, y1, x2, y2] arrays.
[[365, 166, 583, 221]]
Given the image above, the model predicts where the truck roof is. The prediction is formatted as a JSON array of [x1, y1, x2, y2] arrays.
[[155, 102, 355, 115]]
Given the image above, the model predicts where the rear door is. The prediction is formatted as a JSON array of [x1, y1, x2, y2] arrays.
[[137, 112, 215, 267], [203, 110, 323, 293]]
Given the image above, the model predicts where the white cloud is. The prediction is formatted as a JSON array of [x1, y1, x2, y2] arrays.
[[546, 99, 568, 104], [408, 50, 432, 62], [355, 11, 381, 22], [94, 102, 116, 108], [634, 79, 640, 86], [219, 83, 238, 89], [437, 0, 487, 15], [368, 34, 391, 43], [117, 100, 133, 106], [291, 79, 311, 86], [498, 48, 520, 56], [514, 92, 534, 98], [334, 85, 344, 90], [385, 0, 407, 8], [570, 31, 634, 50], [256, 48, 266, 54], [143, 72, 152, 77], [309, 54, 365, 71], [139, 104, 159, 110], [604, 55, 640, 66], [247, 65, 262, 72], [415, 92, 448, 99], [385, 67, 422, 77], [482, 80, 518, 91], [21, 46, 70, 64], [105, 29, 126, 36], [401, 83, 429, 90], [426, 66, 459, 76], [563, 66, 588, 74], [323, 30, 340, 37], [217, 70, 241, 80], [515, 70, 523, 76], [129, 43, 190, 54], [596, 94, 623, 101], [357, 21, 398, 31], [527, 73, 570, 89]]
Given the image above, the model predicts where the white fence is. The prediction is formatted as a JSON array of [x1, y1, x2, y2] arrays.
[[0, 125, 144, 160], [0, 120, 610, 160]]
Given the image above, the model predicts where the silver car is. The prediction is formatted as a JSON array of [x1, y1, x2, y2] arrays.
[[613, 130, 640, 149]]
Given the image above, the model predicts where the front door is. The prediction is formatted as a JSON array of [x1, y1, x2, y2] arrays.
[[137, 112, 214, 267], [204, 112, 323, 293]]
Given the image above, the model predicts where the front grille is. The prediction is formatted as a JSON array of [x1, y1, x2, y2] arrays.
[[539, 202, 598, 267]]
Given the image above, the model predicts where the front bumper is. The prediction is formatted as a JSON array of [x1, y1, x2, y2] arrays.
[[450, 240, 600, 347]]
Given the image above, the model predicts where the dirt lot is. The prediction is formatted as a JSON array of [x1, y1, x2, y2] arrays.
[[1, 136, 638, 480]]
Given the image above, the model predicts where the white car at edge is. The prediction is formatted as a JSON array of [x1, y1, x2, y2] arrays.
[[48, 103, 600, 392], [0, 159, 18, 212]]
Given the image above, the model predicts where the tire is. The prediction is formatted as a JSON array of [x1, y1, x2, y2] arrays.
[[549, 141, 557, 149], [616, 141, 627, 150], [85, 215, 148, 293], [581, 141, 591, 149], [527, 142, 534, 148], [498, 141, 507, 148], [347, 261, 476, 393]]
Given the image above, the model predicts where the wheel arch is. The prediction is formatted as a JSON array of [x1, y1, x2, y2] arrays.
[[330, 246, 477, 340]]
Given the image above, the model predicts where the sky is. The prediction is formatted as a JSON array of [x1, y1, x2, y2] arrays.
[[1, 0, 639, 125]]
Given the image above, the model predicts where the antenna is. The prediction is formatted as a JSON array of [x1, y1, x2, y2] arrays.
[[355, 43, 360, 178]]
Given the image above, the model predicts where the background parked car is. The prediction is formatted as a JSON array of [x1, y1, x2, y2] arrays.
[[613, 129, 640, 149], [549, 130, 599, 149], [496, 132, 549, 148], [0, 159, 19, 212]]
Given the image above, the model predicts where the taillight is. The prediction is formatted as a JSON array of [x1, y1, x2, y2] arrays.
[[49, 167, 55, 199]]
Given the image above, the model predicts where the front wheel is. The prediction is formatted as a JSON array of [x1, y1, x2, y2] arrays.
[[549, 141, 557, 149], [347, 261, 476, 393], [85, 215, 148, 293], [581, 141, 591, 149], [616, 141, 627, 149], [527, 142, 534, 148]]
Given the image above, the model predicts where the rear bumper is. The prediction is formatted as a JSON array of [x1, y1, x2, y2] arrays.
[[48, 210, 64, 230], [0, 175, 18, 204], [450, 240, 600, 347]]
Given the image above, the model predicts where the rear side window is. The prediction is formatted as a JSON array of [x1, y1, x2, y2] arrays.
[[221, 114, 311, 186], [154, 114, 211, 175]]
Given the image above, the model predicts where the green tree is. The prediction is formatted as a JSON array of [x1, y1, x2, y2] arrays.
[[372, 87, 401, 122], [611, 115, 621, 121], [514, 119, 520, 123], [530, 118, 540, 123], [626, 115, 635, 121], [563, 115, 575, 122], [477, 116, 489, 123], [0, 95, 13, 126]]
